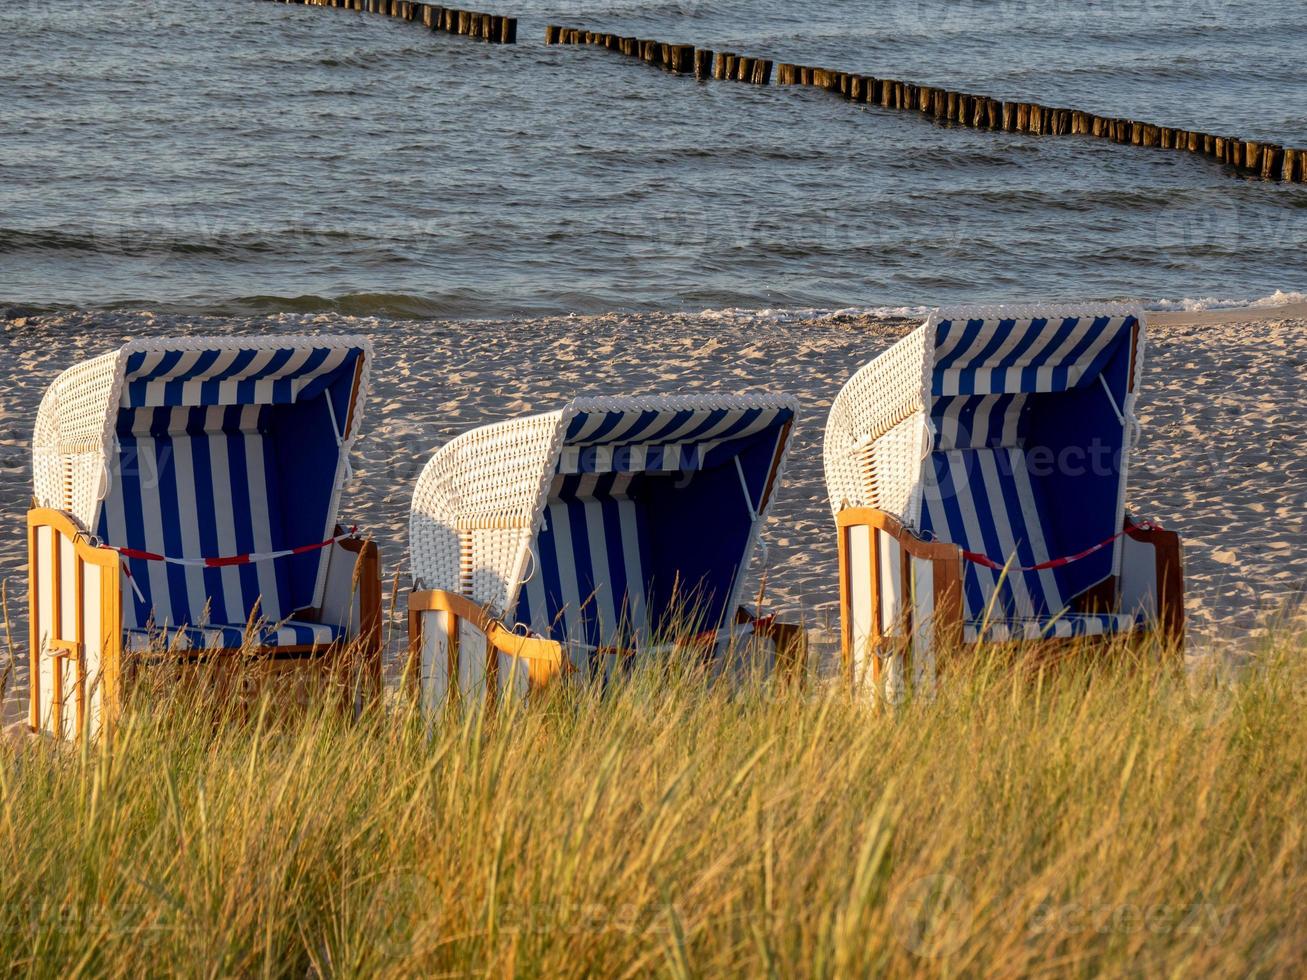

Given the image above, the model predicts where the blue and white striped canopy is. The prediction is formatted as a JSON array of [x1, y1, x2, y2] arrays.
[[119, 344, 365, 409], [929, 312, 1137, 397], [557, 404, 794, 475]]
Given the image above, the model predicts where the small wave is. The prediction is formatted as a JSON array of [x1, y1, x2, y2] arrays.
[[6, 291, 1304, 328], [687, 289, 1307, 326], [692, 305, 932, 325], [1148, 289, 1307, 313], [0, 226, 368, 259]]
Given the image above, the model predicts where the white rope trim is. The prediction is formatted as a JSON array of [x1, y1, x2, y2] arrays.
[[1099, 373, 1126, 426], [735, 453, 769, 573], [324, 388, 354, 484]]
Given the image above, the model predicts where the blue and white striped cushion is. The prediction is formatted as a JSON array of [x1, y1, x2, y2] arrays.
[[930, 394, 1028, 450], [514, 473, 650, 650], [921, 447, 1069, 621], [124, 619, 343, 652], [964, 612, 1140, 643]]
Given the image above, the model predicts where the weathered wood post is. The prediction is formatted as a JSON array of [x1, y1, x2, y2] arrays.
[[695, 48, 713, 79], [1282, 148, 1300, 182]]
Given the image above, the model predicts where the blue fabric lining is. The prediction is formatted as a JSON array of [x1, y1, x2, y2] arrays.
[[517, 412, 791, 649], [96, 346, 364, 637]]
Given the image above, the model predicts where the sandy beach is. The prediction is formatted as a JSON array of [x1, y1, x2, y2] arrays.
[[2, 305, 1304, 725]]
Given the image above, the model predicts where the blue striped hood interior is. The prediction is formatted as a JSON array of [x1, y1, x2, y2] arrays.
[[93, 341, 369, 631], [918, 312, 1140, 621], [513, 399, 797, 652]]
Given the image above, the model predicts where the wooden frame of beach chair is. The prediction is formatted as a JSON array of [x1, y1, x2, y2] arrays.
[[407, 394, 806, 711], [28, 336, 382, 740], [406, 590, 807, 708], [825, 305, 1185, 702], [835, 507, 1185, 691]]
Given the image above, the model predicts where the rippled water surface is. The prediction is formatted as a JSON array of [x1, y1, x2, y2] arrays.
[[2, 0, 1305, 316]]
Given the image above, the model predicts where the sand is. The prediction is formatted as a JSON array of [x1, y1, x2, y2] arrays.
[[2, 305, 1303, 724]]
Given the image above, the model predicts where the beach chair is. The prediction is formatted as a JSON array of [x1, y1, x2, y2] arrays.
[[29, 335, 381, 740], [408, 394, 804, 708], [824, 304, 1184, 700]]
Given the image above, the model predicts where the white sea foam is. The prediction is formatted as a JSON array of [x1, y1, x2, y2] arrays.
[[1146, 289, 1307, 313], [686, 290, 1307, 326]]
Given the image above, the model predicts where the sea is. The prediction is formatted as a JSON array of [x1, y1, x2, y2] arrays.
[[2, 0, 1305, 320]]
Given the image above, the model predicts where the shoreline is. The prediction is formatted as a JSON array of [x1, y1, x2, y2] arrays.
[[4, 298, 1307, 332], [1148, 299, 1307, 327]]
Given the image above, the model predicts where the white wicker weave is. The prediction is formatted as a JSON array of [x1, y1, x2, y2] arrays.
[[410, 393, 799, 624], [33, 335, 374, 533]]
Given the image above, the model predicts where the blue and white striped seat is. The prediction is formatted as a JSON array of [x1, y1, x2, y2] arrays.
[[125, 620, 344, 653], [963, 613, 1140, 643]]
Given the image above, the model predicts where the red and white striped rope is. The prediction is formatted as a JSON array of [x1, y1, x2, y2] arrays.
[[962, 521, 1160, 573], [107, 527, 360, 606], [111, 527, 359, 569]]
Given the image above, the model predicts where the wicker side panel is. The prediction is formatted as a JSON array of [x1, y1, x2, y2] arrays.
[[32, 384, 64, 511], [824, 326, 929, 516], [33, 350, 119, 527], [47, 349, 119, 453], [857, 412, 927, 523], [470, 527, 531, 612], [410, 412, 564, 604]]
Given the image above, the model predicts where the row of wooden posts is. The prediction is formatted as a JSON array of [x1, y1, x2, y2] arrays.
[[545, 26, 773, 85], [772, 63, 1304, 182], [268, 5, 1300, 182], [544, 23, 1304, 183], [271, 0, 516, 43]]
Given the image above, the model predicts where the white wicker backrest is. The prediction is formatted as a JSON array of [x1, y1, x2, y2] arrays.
[[823, 324, 931, 521], [32, 348, 123, 526], [409, 411, 564, 610]]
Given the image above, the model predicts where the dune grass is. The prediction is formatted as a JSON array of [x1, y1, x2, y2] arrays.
[[2, 623, 1306, 978]]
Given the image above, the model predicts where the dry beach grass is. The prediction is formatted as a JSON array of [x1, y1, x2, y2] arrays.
[[2, 623, 1307, 976]]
